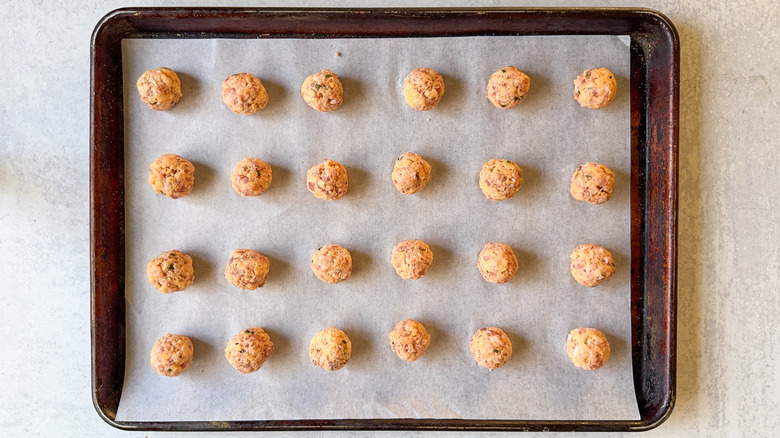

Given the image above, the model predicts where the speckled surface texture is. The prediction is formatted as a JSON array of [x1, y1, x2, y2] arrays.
[[1, 0, 778, 436]]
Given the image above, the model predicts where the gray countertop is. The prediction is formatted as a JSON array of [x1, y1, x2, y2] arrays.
[[1, 1, 778, 436]]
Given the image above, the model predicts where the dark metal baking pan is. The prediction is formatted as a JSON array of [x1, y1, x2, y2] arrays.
[[90, 7, 678, 432]]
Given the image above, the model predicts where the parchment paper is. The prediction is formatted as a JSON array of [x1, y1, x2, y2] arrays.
[[116, 35, 639, 421]]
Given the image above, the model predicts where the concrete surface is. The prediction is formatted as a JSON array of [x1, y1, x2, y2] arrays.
[[1, 0, 778, 436]]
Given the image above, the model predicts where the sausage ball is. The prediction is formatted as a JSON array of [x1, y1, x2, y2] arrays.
[[570, 244, 616, 287], [225, 328, 274, 374], [469, 327, 512, 370], [479, 159, 523, 201], [310, 244, 352, 284], [573, 67, 617, 109], [224, 249, 270, 290], [566, 328, 611, 370], [136, 67, 182, 111], [301, 69, 343, 112], [309, 327, 352, 371], [392, 152, 431, 195], [231, 157, 272, 197], [222, 72, 269, 115], [391, 239, 433, 280], [306, 159, 348, 200], [146, 250, 194, 293], [148, 153, 195, 199], [388, 319, 431, 362], [149, 333, 194, 377], [486, 66, 531, 109], [570, 162, 615, 205], [477, 242, 518, 284], [403, 68, 445, 111]]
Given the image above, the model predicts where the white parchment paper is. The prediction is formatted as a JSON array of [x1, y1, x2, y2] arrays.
[[116, 35, 639, 421]]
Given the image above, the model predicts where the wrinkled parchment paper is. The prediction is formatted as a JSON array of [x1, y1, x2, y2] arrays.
[[116, 35, 638, 421]]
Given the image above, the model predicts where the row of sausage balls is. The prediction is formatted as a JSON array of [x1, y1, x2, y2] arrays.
[[150, 153, 616, 205], [146, 242, 616, 294], [137, 65, 618, 114], [150, 324, 612, 377]]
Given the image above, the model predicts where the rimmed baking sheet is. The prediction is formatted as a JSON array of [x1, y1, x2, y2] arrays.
[[91, 8, 678, 432]]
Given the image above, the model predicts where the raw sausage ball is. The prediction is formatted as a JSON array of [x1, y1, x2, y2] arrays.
[[567, 327, 611, 370], [225, 328, 274, 374], [222, 72, 269, 115], [224, 249, 270, 290], [391, 239, 433, 280], [486, 66, 531, 109], [573, 67, 617, 109], [570, 162, 615, 205], [477, 242, 518, 284], [306, 159, 348, 200], [570, 244, 616, 287], [310, 244, 352, 284], [469, 327, 513, 369], [392, 152, 431, 195], [148, 153, 195, 199], [301, 69, 343, 112], [403, 68, 445, 111], [309, 327, 352, 371], [149, 333, 194, 377], [388, 319, 431, 362], [146, 249, 194, 293], [136, 67, 182, 111], [231, 157, 272, 197], [479, 159, 523, 201]]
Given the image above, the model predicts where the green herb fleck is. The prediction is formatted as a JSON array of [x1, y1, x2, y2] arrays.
[[167, 368, 172, 372], [501, 69, 506, 73], [314, 83, 321, 89], [256, 170, 261, 177], [577, 90, 581, 95], [585, 174, 592, 180], [506, 160, 512, 164], [514, 96, 519, 101], [151, 101, 157, 105], [325, 74, 332, 78], [501, 104, 506, 108], [585, 71, 590, 77], [167, 264, 174, 271], [342, 339, 347, 344], [169, 252, 176, 257], [493, 349, 499, 353], [245, 330, 250, 333]]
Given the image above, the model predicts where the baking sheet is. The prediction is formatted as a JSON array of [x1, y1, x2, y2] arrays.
[[116, 35, 638, 421]]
